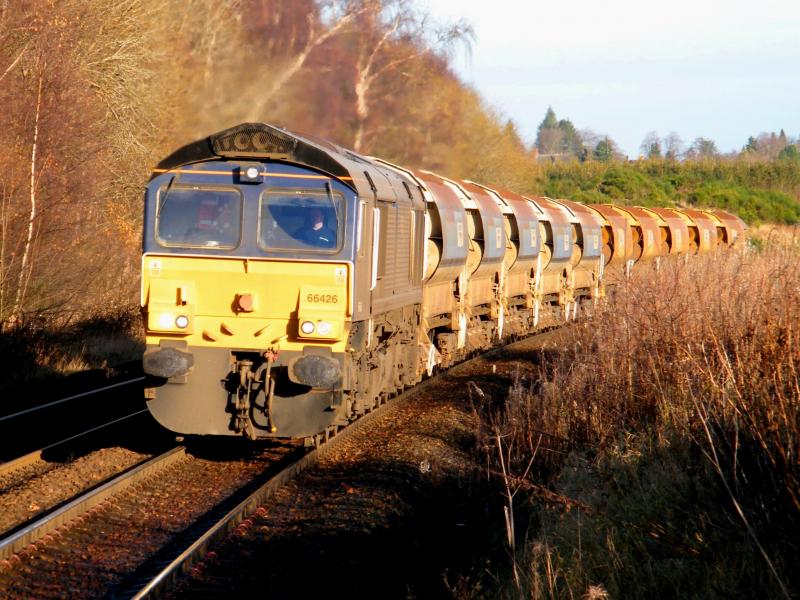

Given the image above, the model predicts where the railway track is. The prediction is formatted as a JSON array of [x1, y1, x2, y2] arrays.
[[0, 397, 395, 598], [0, 435, 301, 598], [0, 447, 185, 561], [0, 409, 151, 478], [0, 376, 152, 465], [129, 386, 406, 599], [0, 330, 563, 599], [0, 377, 146, 425]]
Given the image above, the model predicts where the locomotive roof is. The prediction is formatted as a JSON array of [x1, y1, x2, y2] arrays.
[[150, 122, 411, 201]]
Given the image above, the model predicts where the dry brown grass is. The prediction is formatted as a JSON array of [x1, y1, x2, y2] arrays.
[[473, 228, 800, 598], [0, 305, 143, 397]]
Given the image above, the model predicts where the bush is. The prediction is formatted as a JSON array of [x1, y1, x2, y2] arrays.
[[532, 159, 800, 224], [474, 232, 800, 598], [0, 306, 144, 396]]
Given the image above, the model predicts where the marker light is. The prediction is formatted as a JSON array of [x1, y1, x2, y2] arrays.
[[300, 320, 315, 335], [175, 315, 190, 329], [316, 321, 332, 336], [239, 165, 263, 183]]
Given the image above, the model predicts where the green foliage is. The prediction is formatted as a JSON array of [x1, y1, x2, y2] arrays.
[[532, 158, 800, 224], [557, 118, 582, 156], [592, 138, 615, 162], [688, 182, 800, 224], [778, 144, 800, 161], [540, 106, 558, 130], [744, 135, 759, 154]]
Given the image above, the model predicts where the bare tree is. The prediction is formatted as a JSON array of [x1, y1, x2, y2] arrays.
[[664, 131, 684, 160], [751, 132, 788, 159], [640, 131, 662, 159], [350, 0, 473, 152], [686, 137, 719, 159], [579, 128, 602, 152], [247, 1, 365, 120]]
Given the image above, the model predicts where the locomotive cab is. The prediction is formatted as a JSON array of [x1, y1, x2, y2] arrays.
[[141, 124, 363, 440]]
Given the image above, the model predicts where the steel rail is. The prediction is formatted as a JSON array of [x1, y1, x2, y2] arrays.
[[0, 446, 185, 560], [0, 376, 146, 424], [0, 409, 150, 476]]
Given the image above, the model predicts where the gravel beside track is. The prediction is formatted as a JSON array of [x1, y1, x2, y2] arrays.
[[0, 447, 151, 534], [0, 441, 300, 599]]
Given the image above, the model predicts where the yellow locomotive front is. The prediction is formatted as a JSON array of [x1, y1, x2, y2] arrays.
[[141, 124, 361, 439]]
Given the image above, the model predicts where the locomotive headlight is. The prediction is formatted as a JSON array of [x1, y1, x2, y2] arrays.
[[148, 305, 194, 335], [158, 313, 175, 330], [316, 321, 332, 336], [300, 320, 315, 335]]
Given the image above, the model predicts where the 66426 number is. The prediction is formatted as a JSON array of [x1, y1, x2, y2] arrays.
[[306, 293, 338, 304]]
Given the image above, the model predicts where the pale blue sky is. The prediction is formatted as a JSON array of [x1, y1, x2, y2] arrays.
[[421, 0, 800, 157]]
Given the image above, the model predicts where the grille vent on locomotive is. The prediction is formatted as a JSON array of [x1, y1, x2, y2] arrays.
[[211, 123, 298, 158]]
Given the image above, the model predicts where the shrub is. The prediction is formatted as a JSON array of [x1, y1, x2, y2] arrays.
[[475, 230, 800, 598]]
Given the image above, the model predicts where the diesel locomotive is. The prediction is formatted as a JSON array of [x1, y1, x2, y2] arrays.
[[141, 123, 746, 442]]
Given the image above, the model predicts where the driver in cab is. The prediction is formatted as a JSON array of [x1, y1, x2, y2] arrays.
[[294, 207, 335, 248]]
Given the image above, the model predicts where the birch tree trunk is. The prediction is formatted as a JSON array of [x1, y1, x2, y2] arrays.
[[12, 71, 43, 321], [0, 184, 9, 323], [352, 15, 400, 153]]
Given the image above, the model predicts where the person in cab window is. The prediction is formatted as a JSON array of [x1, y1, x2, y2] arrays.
[[211, 202, 235, 241], [294, 207, 335, 248]]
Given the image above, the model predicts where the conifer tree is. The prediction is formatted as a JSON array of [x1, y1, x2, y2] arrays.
[[535, 106, 563, 156]]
